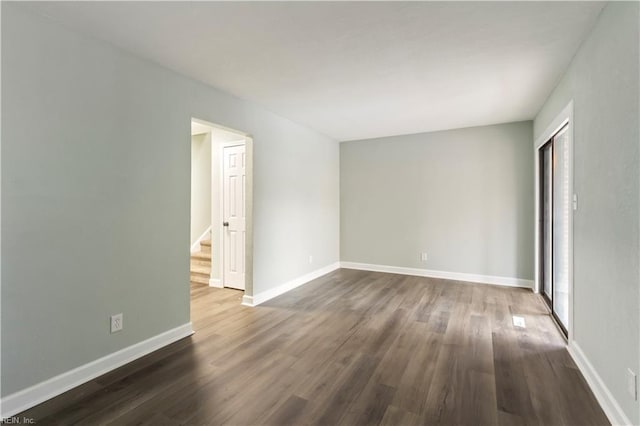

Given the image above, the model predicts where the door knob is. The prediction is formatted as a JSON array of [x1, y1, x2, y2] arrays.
[[223, 222, 229, 227]]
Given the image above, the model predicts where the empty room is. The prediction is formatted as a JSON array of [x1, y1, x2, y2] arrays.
[[1, 1, 638, 425]]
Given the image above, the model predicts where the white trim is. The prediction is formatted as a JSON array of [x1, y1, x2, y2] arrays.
[[208, 278, 222, 288], [340, 262, 533, 289], [243, 262, 340, 307], [534, 100, 574, 150], [190, 226, 211, 253], [191, 117, 251, 139], [568, 342, 632, 426], [0, 323, 194, 419], [533, 100, 574, 342]]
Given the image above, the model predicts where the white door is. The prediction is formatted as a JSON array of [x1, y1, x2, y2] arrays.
[[223, 144, 245, 290]]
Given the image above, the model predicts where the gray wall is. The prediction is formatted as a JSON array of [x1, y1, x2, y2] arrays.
[[1, 4, 339, 397], [534, 2, 639, 423], [341, 121, 534, 281]]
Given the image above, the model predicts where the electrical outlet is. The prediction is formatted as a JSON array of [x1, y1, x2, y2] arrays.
[[420, 252, 428, 262], [627, 368, 637, 400], [309, 255, 313, 264], [512, 316, 526, 328], [110, 313, 123, 333]]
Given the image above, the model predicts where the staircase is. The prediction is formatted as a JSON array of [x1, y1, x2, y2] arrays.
[[190, 239, 212, 286]]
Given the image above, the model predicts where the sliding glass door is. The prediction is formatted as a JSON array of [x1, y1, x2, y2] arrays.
[[539, 124, 570, 336], [541, 142, 553, 302]]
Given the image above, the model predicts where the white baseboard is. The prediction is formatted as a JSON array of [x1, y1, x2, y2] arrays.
[[190, 226, 211, 253], [209, 278, 222, 288], [339, 262, 533, 289], [0, 323, 194, 419], [568, 341, 633, 426], [244, 262, 340, 307]]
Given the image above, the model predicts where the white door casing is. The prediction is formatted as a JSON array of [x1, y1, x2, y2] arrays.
[[223, 144, 246, 290]]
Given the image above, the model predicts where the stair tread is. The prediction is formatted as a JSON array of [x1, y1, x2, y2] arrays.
[[190, 275, 209, 285], [200, 240, 212, 246], [191, 251, 211, 260], [191, 265, 211, 275]]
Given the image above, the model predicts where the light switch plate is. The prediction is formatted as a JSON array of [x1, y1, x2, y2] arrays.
[[111, 313, 123, 333]]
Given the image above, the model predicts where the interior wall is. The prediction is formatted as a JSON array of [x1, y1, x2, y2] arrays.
[[340, 121, 534, 282], [534, 2, 639, 423], [1, 3, 340, 398], [190, 132, 211, 246]]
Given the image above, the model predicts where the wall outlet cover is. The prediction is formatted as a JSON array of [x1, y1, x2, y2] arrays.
[[110, 313, 123, 333]]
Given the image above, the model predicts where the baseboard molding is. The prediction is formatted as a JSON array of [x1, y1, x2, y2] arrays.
[[568, 342, 633, 426], [190, 226, 211, 253], [209, 278, 222, 288], [0, 323, 194, 419], [339, 262, 533, 289], [244, 262, 340, 306]]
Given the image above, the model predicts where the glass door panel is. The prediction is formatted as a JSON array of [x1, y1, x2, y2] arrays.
[[541, 143, 553, 302], [552, 126, 570, 331]]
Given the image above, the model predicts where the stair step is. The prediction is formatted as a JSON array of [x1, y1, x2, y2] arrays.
[[190, 273, 209, 282], [191, 258, 211, 268], [200, 240, 212, 253], [191, 265, 211, 276], [190, 274, 209, 285], [190, 273, 210, 286], [191, 251, 211, 261]]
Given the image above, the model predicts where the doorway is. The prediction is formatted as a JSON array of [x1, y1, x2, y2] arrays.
[[189, 118, 252, 299], [538, 123, 570, 337]]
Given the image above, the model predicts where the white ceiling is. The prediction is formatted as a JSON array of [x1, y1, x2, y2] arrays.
[[25, 2, 604, 141]]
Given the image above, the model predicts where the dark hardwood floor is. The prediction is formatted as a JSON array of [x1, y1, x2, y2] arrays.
[[20, 269, 608, 425]]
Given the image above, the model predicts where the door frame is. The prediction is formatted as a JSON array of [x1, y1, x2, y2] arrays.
[[219, 141, 247, 290], [533, 100, 574, 342], [190, 117, 254, 302], [539, 139, 554, 308]]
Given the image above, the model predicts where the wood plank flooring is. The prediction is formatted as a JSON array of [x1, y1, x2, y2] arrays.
[[20, 269, 608, 425]]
